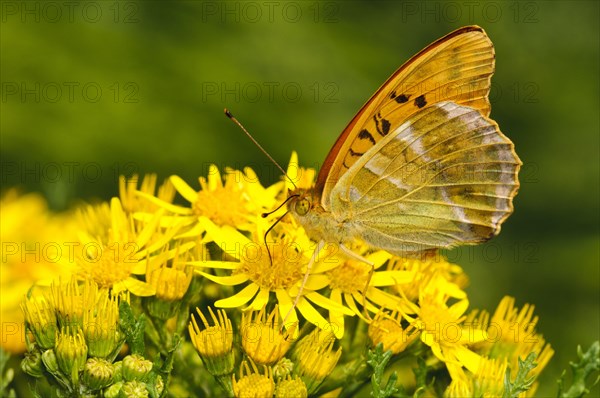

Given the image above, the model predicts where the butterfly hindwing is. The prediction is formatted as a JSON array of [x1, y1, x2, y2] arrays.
[[328, 101, 521, 254], [319, 26, 496, 209]]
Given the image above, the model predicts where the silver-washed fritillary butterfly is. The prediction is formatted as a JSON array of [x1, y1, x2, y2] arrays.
[[285, 26, 521, 317]]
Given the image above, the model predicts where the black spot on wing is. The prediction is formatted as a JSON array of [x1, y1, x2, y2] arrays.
[[373, 113, 391, 136], [414, 95, 427, 108], [349, 148, 364, 157], [394, 93, 410, 103], [358, 129, 376, 145]]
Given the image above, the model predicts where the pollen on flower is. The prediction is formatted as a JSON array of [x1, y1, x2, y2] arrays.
[[275, 375, 308, 398], [189, 307, 232, 358], [79, 242, 136, 289], [147, 249, 193, 302], [294, 330, 341, 393], [189, 307, 235, 376], [241, 306, 296, 365], [368, 311, 418, 354], [232, 360, 274, 398], [192, 172, 251, 227], [51, 277, 97, 329], [417, 295, 466, 342], [234, 242, 304, 291], [326, 259, 371, 293]]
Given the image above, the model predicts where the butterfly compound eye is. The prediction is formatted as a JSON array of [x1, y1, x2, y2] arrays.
[[295, 197, 311, 216]]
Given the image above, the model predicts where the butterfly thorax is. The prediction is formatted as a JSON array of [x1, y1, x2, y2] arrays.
[[287, 188, 354, 244]]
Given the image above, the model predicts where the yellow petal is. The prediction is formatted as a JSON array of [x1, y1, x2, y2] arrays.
[[329, 290, 345, 338], [198, 217, 249, 257], [196, 271, 248, 286], [207, 164, 221, 191], [285, 152, 299, 192], [449, 299, 469, 319], [305, 292, 354, 316], [276, 289, 298, 328], [215, 283, 259, 308], [136, 191, 192, 214], [452, 344, 483, 374], [189, 260, 239, 270], [246, 288, 270, 311], [296, 297, 330, 332], [170, 175, 199, 203], [124, 277, 156, 296], [304, 274, 329, 291], [370, 270, 413, 286], [366, 251, 392, 269]]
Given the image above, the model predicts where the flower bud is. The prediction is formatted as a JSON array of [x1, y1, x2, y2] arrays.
[[41, 349, 59, 374], [82, 357, 114, 390], [21, 295, 57, 350], [55, 327, 88, 384], [122, 354, 153, 382], [104, 381, 123, 398], [189, 307, 234, 376], [118, 380, 149, 398], [21, 350, 44, 378]]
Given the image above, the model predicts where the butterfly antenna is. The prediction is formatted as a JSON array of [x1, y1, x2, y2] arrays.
[[224, 109, 297, 189], [263, 210, 290, 264], [261, 194, 299, 264]]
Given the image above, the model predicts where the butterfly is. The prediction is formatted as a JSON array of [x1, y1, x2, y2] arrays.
[[285, 26, 521, 318]]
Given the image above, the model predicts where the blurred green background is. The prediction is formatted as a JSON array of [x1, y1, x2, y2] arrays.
[[2, 1, 598, 395]]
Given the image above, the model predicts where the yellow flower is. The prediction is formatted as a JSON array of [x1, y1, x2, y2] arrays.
[[189, 307, 234, 376], [232, 360, 275, 398], [319, 243, 412, 335], [403, 275, 486, 382], [119, 173, 175, 214], [21, 293, 57, 350], [137, 165, 278, 237], [192, 218, 353, 334], [50, 277, 96, 329], [284, 151, 316, 192], [146, 247, 193, 302], [368, 310, 418, 355], [293, 329, 341, 394], [55, 326, 88, 384], [1, 190, 76, 353], [275, 375, 308, 398], [390, 254, 468, 304], [75, 197, 191, 296], [82, 287, 126, 359], [444, 357, 508, 398], [483, 296, 554, 384], [241, 305, 297, 365]]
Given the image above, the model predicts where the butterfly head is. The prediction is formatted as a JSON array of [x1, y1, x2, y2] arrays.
[[288, 189, 315, 217]]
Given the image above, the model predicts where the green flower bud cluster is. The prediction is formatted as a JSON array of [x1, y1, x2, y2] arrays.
[[20, 279, 156, 396]]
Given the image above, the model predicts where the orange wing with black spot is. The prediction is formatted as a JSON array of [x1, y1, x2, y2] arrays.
[[317, 26, 496, 209]]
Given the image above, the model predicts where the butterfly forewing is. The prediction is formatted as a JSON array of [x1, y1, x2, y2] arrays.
[[319, 26, 496, 209], [328, 101, 521, 254]]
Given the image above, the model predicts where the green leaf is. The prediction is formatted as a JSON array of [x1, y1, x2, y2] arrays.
[[0, 348, 16, 398], [367, 343, 399, 398], [412, 357, 430, 398], [557, 341, 600, 398], [119, 301, 147, 355], [502, 352, 537, 398]]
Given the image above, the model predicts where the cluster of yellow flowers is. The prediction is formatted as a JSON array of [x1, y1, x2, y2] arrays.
[[1, 153, 553, 397]]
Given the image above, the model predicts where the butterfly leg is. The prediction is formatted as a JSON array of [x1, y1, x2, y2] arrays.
[[339, 244, 375, 321], [282, 239, 326, 329]]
